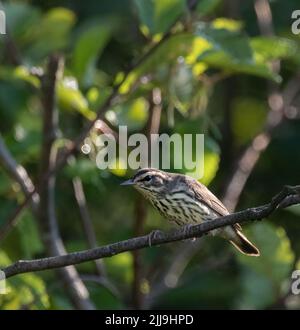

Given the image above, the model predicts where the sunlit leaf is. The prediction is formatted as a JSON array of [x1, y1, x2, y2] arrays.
[[119, 34, 195, 93], [251, 36, 299, 62], [57, 77, 96, 120], [168, 63, 195, 115], [0, 252, 49, 310], [112, 97, 149, 130], [199, 50, 280, 82], [13, 66, 41, 88], [196, 23, 252, 61], [195, 24, 281, 82], [134, 0, 186, 37], [212, 18, 243, 31]]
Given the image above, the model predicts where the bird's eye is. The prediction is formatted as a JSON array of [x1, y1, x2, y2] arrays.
[[142, 175, 152, 182]]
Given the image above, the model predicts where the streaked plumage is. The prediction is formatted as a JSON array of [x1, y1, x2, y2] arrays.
[[121, 168, 260, 256]]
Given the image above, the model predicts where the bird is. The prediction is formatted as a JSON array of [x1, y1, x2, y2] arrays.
[[121, 168, 260, 256]]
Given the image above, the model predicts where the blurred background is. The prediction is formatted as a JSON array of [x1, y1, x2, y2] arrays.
[[0, 0, 300, 310]]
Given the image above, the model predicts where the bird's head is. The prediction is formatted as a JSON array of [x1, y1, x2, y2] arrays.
[[120, 168, 172, 199]]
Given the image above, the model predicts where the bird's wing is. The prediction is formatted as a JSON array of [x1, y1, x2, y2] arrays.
[[190, 181, 229, 215], [186, 178, 243, 231]]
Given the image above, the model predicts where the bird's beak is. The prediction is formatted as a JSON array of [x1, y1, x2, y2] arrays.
[[120, 179, 135, 186]]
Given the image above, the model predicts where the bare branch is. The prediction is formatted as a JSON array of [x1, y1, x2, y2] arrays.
[[254, 0, 274, 37], [2, 185, 300, 279], [0, 135, 39, 218]]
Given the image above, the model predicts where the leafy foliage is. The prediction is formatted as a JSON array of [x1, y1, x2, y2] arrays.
[[0, 0, 300, 310]]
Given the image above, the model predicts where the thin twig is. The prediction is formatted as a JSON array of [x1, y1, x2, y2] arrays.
[[0, 135, 39, 217], [2, 185, 300, 279], [73, 177, 106, 276]]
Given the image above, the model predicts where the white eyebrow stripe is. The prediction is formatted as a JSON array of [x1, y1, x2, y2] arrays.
[[135, 171, 165, 181]]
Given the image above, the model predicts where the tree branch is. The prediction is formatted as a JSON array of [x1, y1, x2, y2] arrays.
[[73, 176, 106, 276], [0, 135, 39, 216], [2, 185, 299, 279]]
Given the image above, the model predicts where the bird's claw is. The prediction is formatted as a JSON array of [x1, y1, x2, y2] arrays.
[[148, 230, 162, 247], [183, 224, 196, 242]]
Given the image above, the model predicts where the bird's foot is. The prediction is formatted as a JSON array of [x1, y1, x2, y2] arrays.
[[148, 230, 162, 247], [182, 224, 196, 241]]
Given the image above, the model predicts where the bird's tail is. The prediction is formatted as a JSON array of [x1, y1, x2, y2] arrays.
[[229, 229, 260, 257]]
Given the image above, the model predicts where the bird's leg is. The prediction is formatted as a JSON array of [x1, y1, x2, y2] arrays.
[[148, 229, 163, 247]]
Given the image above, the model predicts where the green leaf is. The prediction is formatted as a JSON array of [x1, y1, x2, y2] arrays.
[[111, 97, 149, 130], [196, 23, 252, 61], [0, 252, 49, 309], [212, 18, 243, 31], [119, 33, 195, 94], [195, 24, 281, 82], [25, 7, 76, 60], [199, 50, 281, 81], [251, 36, 299, 62], [196, 0, 222, 16], [57, 77, 96, 120], [13, 66, 41, 88], [72, 22, 112, 84], [168, 63, 195, 114], [134, 0, 186, 36]]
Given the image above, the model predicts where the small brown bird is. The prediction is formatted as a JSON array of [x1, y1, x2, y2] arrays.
[[121, 168, 259, 256]]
